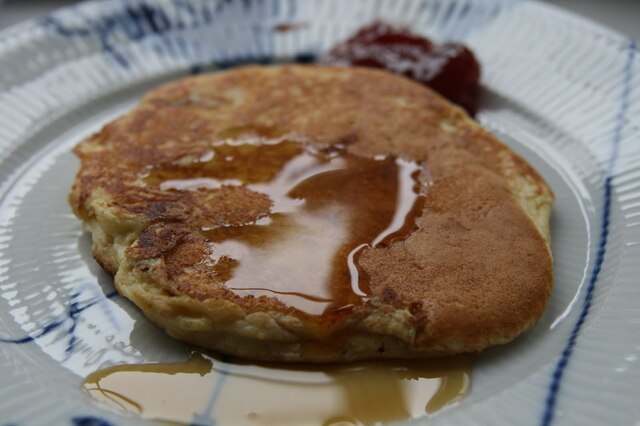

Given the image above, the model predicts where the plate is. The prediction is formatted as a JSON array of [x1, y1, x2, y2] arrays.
[[0, 0, 638, 425]]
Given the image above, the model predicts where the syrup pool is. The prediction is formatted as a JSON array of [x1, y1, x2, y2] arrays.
[[84, 353, 471, 425], [144, 127, 429, 316]]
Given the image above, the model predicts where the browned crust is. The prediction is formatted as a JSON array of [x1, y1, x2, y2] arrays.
[[69, 65, 553, 361]]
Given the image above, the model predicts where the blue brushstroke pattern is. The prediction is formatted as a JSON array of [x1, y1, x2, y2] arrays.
[[72, 416, 115, 426], [540, 39, 636, 426], [0, 290, 118, 351], [189, 52, 315, 75], [40, 2, 174, 67], [39, 0, 251, 68], [39, 0, 313, 70], [190, 355, 233, 426]]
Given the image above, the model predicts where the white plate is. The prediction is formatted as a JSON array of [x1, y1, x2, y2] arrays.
[[0, 0, 638, 425]]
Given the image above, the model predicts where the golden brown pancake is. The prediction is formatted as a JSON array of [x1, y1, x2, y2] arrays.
[[69, 65, 553, 362]]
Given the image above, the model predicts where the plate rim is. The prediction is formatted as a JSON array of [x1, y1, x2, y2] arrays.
[[0, 1, 638, 426]]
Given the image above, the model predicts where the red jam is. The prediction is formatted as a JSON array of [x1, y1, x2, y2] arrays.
[[322, 21, 481, 115]]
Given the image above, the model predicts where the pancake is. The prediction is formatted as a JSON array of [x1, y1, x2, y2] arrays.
[[69, 65, 553, 362]]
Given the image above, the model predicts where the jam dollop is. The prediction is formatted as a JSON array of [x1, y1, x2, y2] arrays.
[[322, 21, 481, 115]]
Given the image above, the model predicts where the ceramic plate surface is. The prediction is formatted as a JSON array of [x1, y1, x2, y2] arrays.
[[0, 1, 639, 425]]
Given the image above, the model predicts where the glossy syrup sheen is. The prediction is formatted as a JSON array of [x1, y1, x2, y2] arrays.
[[145, 127, 427, 315], [83, 353, 471, 425]]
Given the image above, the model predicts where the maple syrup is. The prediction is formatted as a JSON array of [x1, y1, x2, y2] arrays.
[[145, 127, 428, 316], [83, 353, 471, 425]]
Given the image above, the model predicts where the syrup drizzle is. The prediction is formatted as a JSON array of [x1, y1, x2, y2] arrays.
[[83, 353, 471, 425], [144, 127, 428, 315]]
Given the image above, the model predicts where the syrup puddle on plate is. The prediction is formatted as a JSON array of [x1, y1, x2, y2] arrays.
[[83, 353, 470, 425]]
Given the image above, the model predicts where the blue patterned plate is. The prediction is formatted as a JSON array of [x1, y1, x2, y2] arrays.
[[0, 1, 638, 425]]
